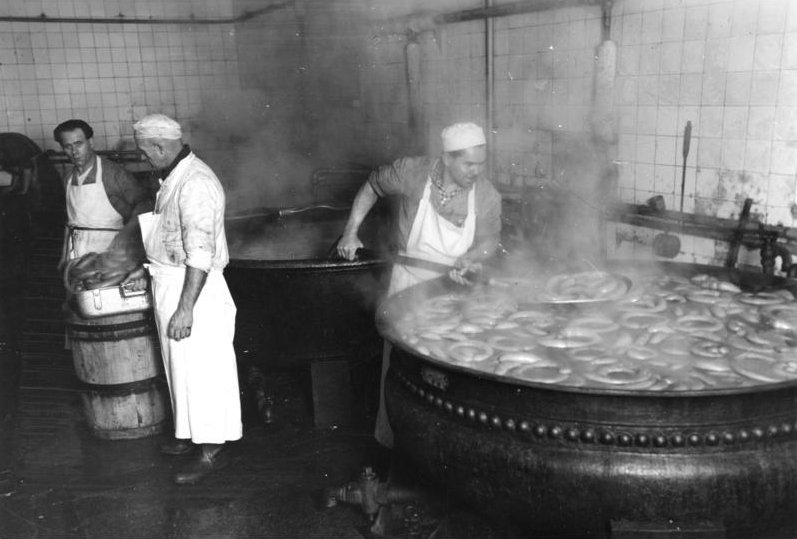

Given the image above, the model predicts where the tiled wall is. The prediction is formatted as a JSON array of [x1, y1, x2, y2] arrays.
[[610, 0, 797, 268], [5, 0, 797, 264], [0, 0, 239, 174], [360, 0, 797, 269]]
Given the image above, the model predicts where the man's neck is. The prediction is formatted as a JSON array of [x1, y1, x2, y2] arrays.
[[160, 144, 191, 179], [77, 154, 97, 175]]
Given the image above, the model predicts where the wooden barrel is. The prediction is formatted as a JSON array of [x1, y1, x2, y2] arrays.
[[65, 305, 169, 440]]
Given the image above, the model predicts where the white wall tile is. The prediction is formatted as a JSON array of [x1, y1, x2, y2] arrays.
[[774, 106, 797, 140], [743, 139, 771, 173], [780, 33, 797, 73], [707, 2, 733, 39], [684, 4, 709, 41], [754, 34, 783, 70], [747, 106, 776, 139], [659, 74, 680, 105], [758, 0, 788, 35], [771, 140, 797, 174], [637, 134, 655, 163], [750, 70, 780, 105], [701, 73, 726, 105], [725, 71, 751, 105], [622, 12, 643, 46], [653, 163, 676, 193], [768, 173, 796, 208], [703, 39, 729, 73], [637, 106, 658, 134], [638, 75, 659, 105], [660, 42, 683, 74], [680, 40, 705, 73], [731, 0, 759, 37], [662, 7, 686, 42], [655, 134, 677, 165], [656, 106, 679, 136], [618, 44, 641, 76], [778, 69, 797, 105], [679, 73, 702, 104], [788, 1, 797, 32], [640, 43, 661, 75], [722, 106, 748, 139], [697, 137, 722, 168], [641, 9, 664, 44], [727, 35, 756, 72]]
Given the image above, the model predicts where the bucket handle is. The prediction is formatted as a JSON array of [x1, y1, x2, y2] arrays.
[[120, 281, 148, 297]]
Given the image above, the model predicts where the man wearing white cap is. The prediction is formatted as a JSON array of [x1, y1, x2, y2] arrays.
[[130, 113, 242, 484], [337, 121, 502, 447]]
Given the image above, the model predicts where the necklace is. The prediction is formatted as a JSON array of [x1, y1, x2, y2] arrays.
[[430, 163, 462, 207]]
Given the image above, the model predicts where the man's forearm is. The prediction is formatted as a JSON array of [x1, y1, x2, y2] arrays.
[[342, 181, 379, 238], [178, 265, 208, 313]]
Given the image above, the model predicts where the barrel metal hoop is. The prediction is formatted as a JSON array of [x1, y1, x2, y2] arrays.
[[79, 375, 166, 397], [66, 316, 155, 341]]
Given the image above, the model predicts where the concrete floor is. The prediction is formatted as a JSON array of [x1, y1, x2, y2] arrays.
[[0, 218, 510, 539]]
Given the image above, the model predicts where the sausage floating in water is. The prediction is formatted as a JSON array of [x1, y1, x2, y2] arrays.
[[393, 270, 797, 390]]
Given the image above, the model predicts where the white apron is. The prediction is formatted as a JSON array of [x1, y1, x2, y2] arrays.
[[65, 158, 123, 259], [139, 209, 242, 444], [376, 178, 476, 447]]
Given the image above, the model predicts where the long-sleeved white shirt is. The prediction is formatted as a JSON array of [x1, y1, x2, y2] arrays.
[[153, 152, 229, 272]]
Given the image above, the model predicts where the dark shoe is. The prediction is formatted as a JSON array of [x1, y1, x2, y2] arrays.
[[160, 438, 193, 456], [174, 448, 229, 485]]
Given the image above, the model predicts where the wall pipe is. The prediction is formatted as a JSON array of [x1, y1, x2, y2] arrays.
[[374, 0, 602, 36], [435, 0, 601, 25], [485, 0, 495, 182], [0, 2, 289, 25]]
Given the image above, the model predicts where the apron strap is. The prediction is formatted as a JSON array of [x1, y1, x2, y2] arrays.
[[68, 225, 122, 233]]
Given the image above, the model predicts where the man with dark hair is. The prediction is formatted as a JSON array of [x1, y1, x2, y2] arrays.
[[54, 119, 152, 266]]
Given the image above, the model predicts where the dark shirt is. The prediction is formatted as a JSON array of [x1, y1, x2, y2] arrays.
[[159, 144, 191, 180], [368, 156, 502, 251]]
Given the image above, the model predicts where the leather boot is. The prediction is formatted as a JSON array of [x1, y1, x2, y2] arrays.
[[174, 444, 229, 485], [160, 438, 193, 456]]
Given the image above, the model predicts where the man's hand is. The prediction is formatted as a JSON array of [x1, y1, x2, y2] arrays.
[[449, 256, 483, 286], [121, 266, 148, 291], [336, 234, 363, 260], [168, 306, 194, 341]]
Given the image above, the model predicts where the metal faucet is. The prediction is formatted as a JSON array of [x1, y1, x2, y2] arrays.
[[322, 466, 429, 523], [759, 230, 795, 276]]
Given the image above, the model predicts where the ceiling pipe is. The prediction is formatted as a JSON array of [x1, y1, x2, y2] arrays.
[[373, 0, 603, 36], [0, 1, 290, 25]]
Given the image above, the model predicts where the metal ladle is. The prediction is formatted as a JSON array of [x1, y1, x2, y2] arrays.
[[652, 121, 692, 258]]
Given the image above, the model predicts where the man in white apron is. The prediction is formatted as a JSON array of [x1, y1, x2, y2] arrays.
[[131, 114, 242, 485], [54, 119, 152, 266], [337, 122, 502, 447]]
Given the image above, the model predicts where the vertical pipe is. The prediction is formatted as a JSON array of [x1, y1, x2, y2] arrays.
[[405, 33, 424, 154], [485, 0, 495, 183]]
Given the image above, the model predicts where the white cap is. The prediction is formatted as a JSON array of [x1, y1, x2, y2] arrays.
[[133, 114, 182, 140], [441, 122, 486, 152]]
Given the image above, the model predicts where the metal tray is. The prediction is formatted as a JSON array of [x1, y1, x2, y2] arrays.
[[74, 282, 152, 318]]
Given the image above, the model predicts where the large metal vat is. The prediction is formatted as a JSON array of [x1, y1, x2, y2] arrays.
[[225, 205, 391, 366], [377, 261, 797, 538]]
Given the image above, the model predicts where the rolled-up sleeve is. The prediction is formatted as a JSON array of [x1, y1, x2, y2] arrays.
[[178, 174, 221, 272], [368, 158, 415, 198]]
